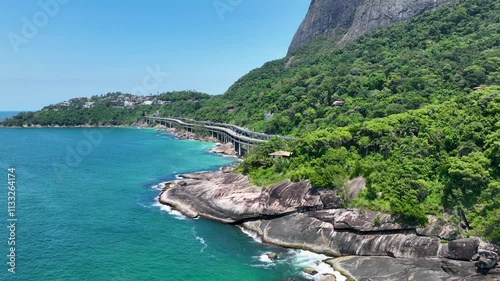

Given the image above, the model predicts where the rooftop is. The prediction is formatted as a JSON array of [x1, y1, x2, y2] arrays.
[[269, 151, 292, 157]]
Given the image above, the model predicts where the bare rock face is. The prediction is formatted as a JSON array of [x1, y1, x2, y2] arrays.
[[327, 256, 500, 281], [303, 268, 319, 275], [288, 0, 457, 54], [243, 211, 444, 258], [159, 172, 333, 223], [289, 0, 360, 54], [473, 250, 499, 270], [158, 171, 499, 279], [208, 143, 237, 156], [447, 238, 481, 261], [416, 215, 459, 240]]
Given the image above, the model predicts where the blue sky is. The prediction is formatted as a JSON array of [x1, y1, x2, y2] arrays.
[[0, 0, 310, 111]]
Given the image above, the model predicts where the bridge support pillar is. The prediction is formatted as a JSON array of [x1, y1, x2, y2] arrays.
[[235, 142, 241, 156]]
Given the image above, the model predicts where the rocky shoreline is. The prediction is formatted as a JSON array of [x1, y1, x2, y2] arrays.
[[3, 122, 240, 157], [151, 124, 239, 157], [157, 169, 500, 281]]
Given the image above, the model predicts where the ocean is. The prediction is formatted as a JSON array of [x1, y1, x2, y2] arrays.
[[0, 111, 20, 122], [0, 125, 344, 281]]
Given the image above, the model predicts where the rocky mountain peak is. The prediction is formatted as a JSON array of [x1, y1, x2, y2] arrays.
[[288, 0, 457, 55]]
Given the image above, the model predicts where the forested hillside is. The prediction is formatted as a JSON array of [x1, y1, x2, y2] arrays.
[[238, 85, 499, 241], [192, 0, 498, 136], [3, 0, 499, 241]]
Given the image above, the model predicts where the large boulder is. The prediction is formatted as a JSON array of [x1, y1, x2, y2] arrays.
[[302, 268, 318, 276], [266, 252, 278, 260], [473, 250, 499, 270], [159, 172, 331, 223], [318, 274, 336, 281], [447, 238, 481, 261]]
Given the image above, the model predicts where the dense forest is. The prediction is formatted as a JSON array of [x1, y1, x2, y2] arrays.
[[2, 0, 499, 241]]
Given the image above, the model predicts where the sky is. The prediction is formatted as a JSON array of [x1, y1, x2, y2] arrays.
[[0, 0, 310, 111]]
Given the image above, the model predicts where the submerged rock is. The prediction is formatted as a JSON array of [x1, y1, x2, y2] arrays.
[[266, 252, 278, 260], [318, 274, 336, 281], [302, 268, 318, 276]]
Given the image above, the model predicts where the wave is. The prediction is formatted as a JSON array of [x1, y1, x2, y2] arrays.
[[151, 184, 162, 190], [248, 253, 276, 269], [192, 227, 208, 253], [258, 254, 273, 263], [288, 250, 347, 281], [152, 201, 187, 220], [237, 226, 262, 243], [238, 226, 346, 280]]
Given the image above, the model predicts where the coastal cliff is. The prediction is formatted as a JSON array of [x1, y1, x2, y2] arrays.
[[159, 170, 500, 280], [288, 0, 457, 54]]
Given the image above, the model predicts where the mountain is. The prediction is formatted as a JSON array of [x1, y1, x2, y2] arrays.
[[2, 0, 499, 242], [288, 0, 457, 54]]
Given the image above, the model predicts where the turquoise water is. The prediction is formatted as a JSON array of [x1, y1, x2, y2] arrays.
[[0, 127, 339, 281]]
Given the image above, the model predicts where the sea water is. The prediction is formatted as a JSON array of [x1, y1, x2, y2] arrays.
[[0, 126, 345, 281], [0, 111, 20, 122]]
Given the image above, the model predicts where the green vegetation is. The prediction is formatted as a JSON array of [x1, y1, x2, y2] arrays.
[[2, 0, 499, 240], [243, 86, 499, 231], [1, 91, 209, 126]]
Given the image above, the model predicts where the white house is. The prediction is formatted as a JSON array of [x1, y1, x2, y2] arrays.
[[83, 102, 95, 109]]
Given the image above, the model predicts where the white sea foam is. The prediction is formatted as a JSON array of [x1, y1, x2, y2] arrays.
[[249, 253, 276, 269], [196, 236, 208, 253], [152, 201, 187, 220], [238, 227, 346, 280], [288, 250, 347, 281], [192, 228, 208, 253], [237, 226, 262, 243], [258, 254, 273, 263], [152, 182, 169, 190]]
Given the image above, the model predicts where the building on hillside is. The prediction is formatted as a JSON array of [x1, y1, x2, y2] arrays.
[[156, 100, 171, 106], [332, 100, 345, 106], [268, 151, 292, 158], [83, 102, 95, 109]]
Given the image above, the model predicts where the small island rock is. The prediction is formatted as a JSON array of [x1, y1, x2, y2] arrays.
[[266, 252, 278, 260], [303, 268, 318, 275]]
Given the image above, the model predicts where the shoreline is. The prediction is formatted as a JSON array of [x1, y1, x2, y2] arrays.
[[156, 169, 500, 281], [7, 122, 499, 279], [0, 122, 242, 158], [155, 168, 347, 281], [155, 169, 348, 280]]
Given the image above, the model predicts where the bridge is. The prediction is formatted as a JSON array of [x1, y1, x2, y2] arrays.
[[143, 116, 293, 156]]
